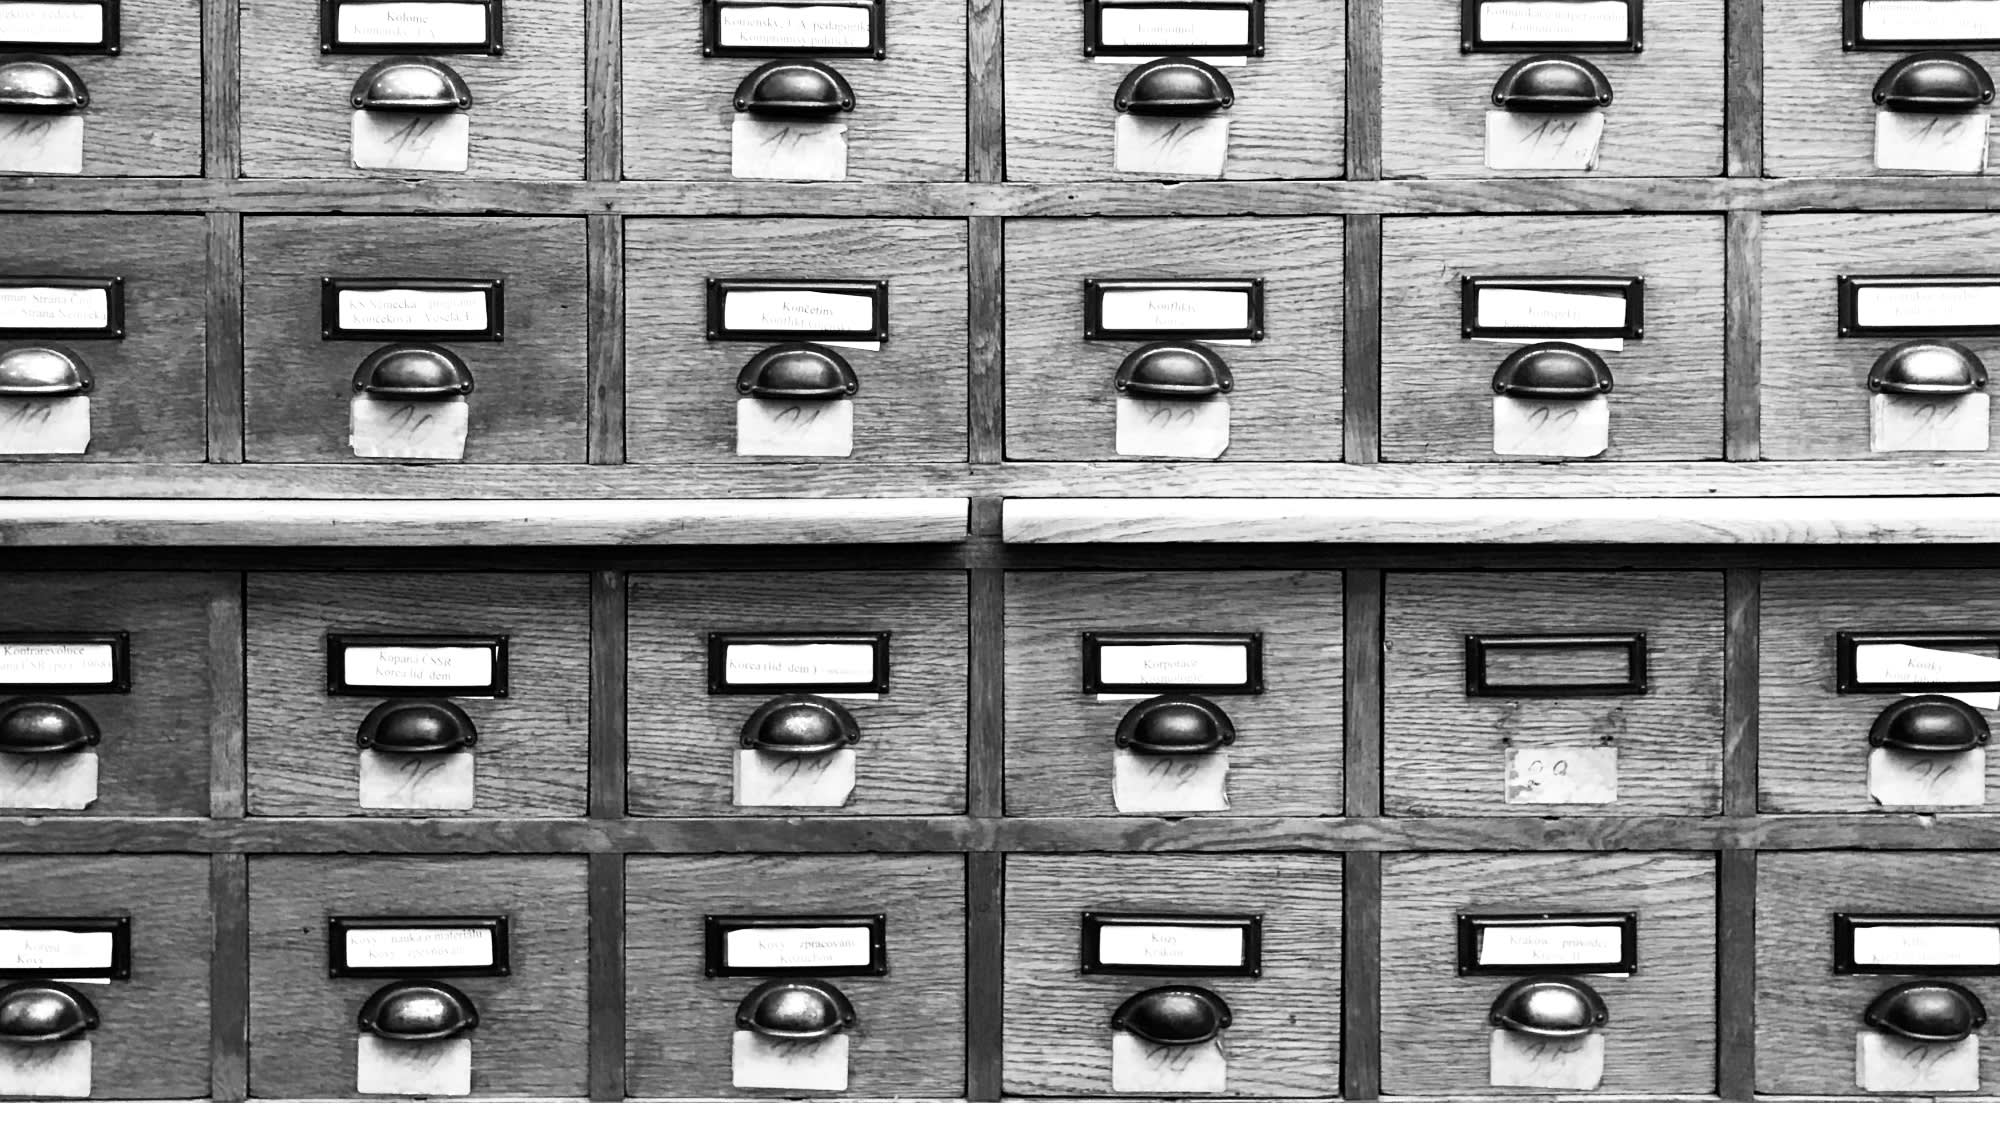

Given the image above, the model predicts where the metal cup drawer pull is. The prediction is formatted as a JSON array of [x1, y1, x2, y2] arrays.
[[1115, 694, 1235, 755], [357, 980, 480, 1041], [740, 694, 861, 756], [1113, 57, 1234, 117], [734, 60, 855, 117], [356, 698, 478, 755], [1870, 696, 1990, 755], [1875, 52, 1995, 114], [350, 56, 472, 113], [736, 978, 858, 1041], [1488, 975, 1610, 1038], [1865, 50, 1995, 173], [352, 343, 475, 400], [1867, 340, 1988, 396], [0, 696, 99, 755], [0, 55, 85, 112], [1492, 342, 1615, 400], [1115, 342, 1234, 399], [1490, 55, 1614, 113], [1112, 985, 1232, 1047], [737, 343, 859, 400], [1865, 981, 1989, 1043], [0, 345, 91, 396], [0, 981, 97, 1044]]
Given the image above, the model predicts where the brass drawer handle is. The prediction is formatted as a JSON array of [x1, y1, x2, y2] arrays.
[[1874, 52, 1995, 114], [1491, 55, 1613, 113], [1488, 975, 1609, 1038], [740, 694, 861, 755], [1115, 694, 1236, 755], [1113, 57, 1233, 117], [1115, 342, 1234, 399], [357, 699, 480, 755], [1492, 342, 1614, 400], [737, 343, 859, 400], [1111, 985, 1233, 1046], [0, 981, 97, 1044], [358, 980, 480, 1041], [1866, 981, 1988, 1043], [0, 56, 87, 113], [0, 696, 100, 755], [736, 978, 856, 1041], [0, 345, 91, 396], [350, 57, 473, 113], [733, 60, 854, 117], [353, 344, 475, 399], [1867, 341, 1988, 396], [1870, 695, 1990, 755]]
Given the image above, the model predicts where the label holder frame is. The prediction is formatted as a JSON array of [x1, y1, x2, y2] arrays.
[[1836, 631, 2000, 694], [1837, 275, 2000, 338], [0, 916, 131, 980], [1456, 911, 1639, 976], [703, 913, 889, 978], [0, 276, 124, 340], [1080, 631, 1266, 695], [1460, 275, 1646, 341], [320, 0, 504, 55], [1083, 278, 1266, 343], [320, 278, 506, 342], [1465, 633, 1650, 698], [0, 0, 120, 55], [704, 279, 890, 344], [706, 631, 892, 696], [327, 915, 512, 978], [325, 632, 510, 698], [1082, 0, 1266, 59], [0, 632, 130, 694], [700, 0, 886, 60], [1079, 911, 1264, 977], [1842, 0, 2000, 51], [1461, 0, 1643, 53], [1834, 913, 2000, 975]]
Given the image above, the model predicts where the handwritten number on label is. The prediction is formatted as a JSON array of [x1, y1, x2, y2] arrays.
[[1144, 403, 1204, 431], [767, 404, 829, 432], [1510, 1033, 1588, 1075], [0, 116, 55, 148], [1515, 116, 1581, 158], [1135, 119, 1206, 159], [380, 114, 447, 161], [0, 401, 56, 435], [768, 752, 836, 796], [380, 753, 451, 803], [1141, 755, 1203, 792]]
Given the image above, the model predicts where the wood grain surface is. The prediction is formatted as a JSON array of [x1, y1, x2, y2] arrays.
[[1004, 0, 1344, 179], [238, 0, 585, 178], [620, 0, 965, 181], [1002, 570, 1343, 816], [1001, 218, 1344, 461], [0, 855, 211, 1098], [1380, 852, 1716, 1096], [241, 216, 589, 463], [3, 0, 206, 177], [1382, 0, 1724, 178], [244, 571, 591, 816], [1383, 571, 1725, 815], [246, 856, 590, 1098], [1381, 214, 1727, 462], [626, 571, 967, 815], [624, 854, 966, 1098], [0, 216, 207, 464], [1002, 854, 1341, 1097], [624, 218, 968, 464]]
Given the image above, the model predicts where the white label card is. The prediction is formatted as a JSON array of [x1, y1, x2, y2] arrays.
[[0, 750, 96, 811], [1111, 1034, 1227, 1094], [1855, 284, 2000, 328], [1872, 392, 1991, 453], [732, 117, 849, 181], [1504, 742, 1618, 804], [725, 643, 877, 687], [344, 927, 495, 970], [1871, 746, 1987, 807], [734, 746, 856, 809], [1486, 110, 1605, 171], [336, 2, 487, 45], [342, 645, 494, 690], [350, 396, 470, 461], [1476, 924, 1627, 968], [1098, 643, 1249, 688], [1858, 1031, 1980, 1093], [1099, 288, 1252, 334], [0, 643, 114, 686], [0, 1040, 89, 1099], [336, 288, 489, 334], [733, 1030, 849, 1092], [1099, 6, 1252, 47], [723, 287, 874, 336], [1852, 643, 2000, 706], [0, 2, 104, 44], [1852, 924, 2000, 968], [0, 396, 89, 455], [718, 5, 872, 49], [1097, 924, 1245, 968], [724, 925, 874, 970], [1113, 747, 1230, 813], [1491, 1029, 1604, 1091], [0, 113, 82, 175], [1115, 395, 1231, 459], [0, 929, 113, 973], [1114, 114, 1230, 177], [736, 397, 854, 458], [0, 286, 107, 331], [1477, 1, 1630, 43], [1493, 394, 1610, 458], [357, 1036, 471, 1097], [1875, 110, 1990, 173], [358, 748, 476, 810], [1861, 1, 2000, 43], [351, 110, 471, 173], [1476, 288, 1628, 332]]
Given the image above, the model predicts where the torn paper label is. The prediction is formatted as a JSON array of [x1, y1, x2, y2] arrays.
[[1115, 395, 1229, 459], [0, 396, 88, 455], [0, 113, 81, 175], [1852, 642, 2000, 709], [0, 750, 95, 811], [351, 110, 470, 173], [1858, 1030, 1979, 1093], [1872, 392, 1990, 453], [1475, 287, 1630, 334], [357, 1035, 471, 1097], [1493, 394, 1609, 458], [1491, 1029, 1604, 1091], [358, 748, 476, 811], [1486, 110, 1603, 171], [733, 1030, 848, 1092], [0, 927, 112, 973], [735, 746, 855, 808], [1505, 742, 1617, 804], [736, 397, 854, 457], [1871, 746, 1986, 807], [732, 117, 848, 181], [1113, 748, 1228, 814], [1111, 1033, 1226, 1094], [1114, 114, 1229, 177], [350, 396, 470, 461], [1876, 110, 1989, 173], [0, 1040, 88, 1099]]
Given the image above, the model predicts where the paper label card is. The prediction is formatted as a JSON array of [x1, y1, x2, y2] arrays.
[[709, 634, 889, 695], [358, 748, 475, 811], [0, 396, 89, 455], [1486, 110, 1604, 171], [0, 750, 96, 811], [1088, 279, 1263, 341], [733, 1030, 849, 1091], [735, 746, 855, 809], [1849, 0, 2000, 49], [1088, 0, 1262, 57], [705, 914, 887, 976], [706, 0, 882, 57], [357, 1035, 471, 1097], [0, 1040, 89, 1099], [1505, 742, 1618, 804], [0, 1, 115, 51], [1459, 913, 1637, 975], [736, 396, 854, 458], [1842, 277, 2000, 335], [0, 918, 128, 979], [1858, 1031, 1979, 1093], [0, 636, 126, 692], [0, 280, 118, 337], [351, 110, 470, 173], [1111, 1033, 1227, 1094], [1463, 276, 1643, 341], [1490, 1029, 1604, 1091], [1493, 393, 1610, 458], [732, 117, 849, 181], [332, 917, 509, 977], [1876, 110, 1990, 173], [1871, 392, 1991, 452], [0, 112, 82, 174], [1115, 395, 1230, 459], [329, 635, 507, 697], [324, 279, 500, 340], [1870, 746, 1985, 807], [1085, 633, 1263, 695], [1113, 748, 1230, 814], [709, 279, 887, 342], [1083, 914, 1260, 975], [1465, 0, 1639, 50], [1841, 637, 2000, 698], [1838, 917, 2000, 972], [1114, 113, 1230, 177], [350, 396, 470, 461], [325, 0, 498, 53]]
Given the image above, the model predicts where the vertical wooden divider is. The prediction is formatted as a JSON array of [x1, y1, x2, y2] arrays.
[[1343, 569, 1385, 1099], [588, 571, 629, 1099], [1725, 210, 1763, 462], [209, 575, 249, 1100], [1717, 568, 1761, 1099]]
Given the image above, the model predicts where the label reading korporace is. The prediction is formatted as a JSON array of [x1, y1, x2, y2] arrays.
[[343, 645, 494, 689], [1476, 0, 1631, 44], [0, 642, 114, 687], [0, 285, 109, 331], [724, 926, 875, 970], [335, 2, 490, 46], [1099, 643, 1249, 687], [0, 2, 107, 46], [1858, 0, 2000, 44], [1853, 924, 2000, 968], [336, 288, 489, 334], [345, 926, 496, 970], [717, 4, 872, 49]]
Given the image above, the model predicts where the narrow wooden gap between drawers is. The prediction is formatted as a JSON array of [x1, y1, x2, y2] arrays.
[[587, 215, 628, 464], [1724, 211, 1763, 461], [1723, 569, 1760, 815], [199, 0, 240, 177], [967, 567, 1006, 817], [584, 0, 623, 180], [208, 572, 247, 819], [209, 853, 250, 1102], [590, 570, 629, 818], [205, 213, 245, 465], [588, 852, 627, 1100], [1343, 216, 1383, 465], [1716, 850, 1757, 1100], [1724, 0, 1764, 177], [965, 851, 1005, 1101], [967, 0, 1005, 181], [1345, 569, 1385, 817], [1344, 0, 1383, 180], [1342, 851, 1383, 1099], [968, 218, 1007, 465]]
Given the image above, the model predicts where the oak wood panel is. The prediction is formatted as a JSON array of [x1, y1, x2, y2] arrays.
[[1002, 854, 1341, 1097], [241, 216, 589, 464], [626, 571, 967, 815], [1001, 218, 1344, 461], [1761, 212, 2000, 461], [624, 218, 968, 464], [0, 855, 211, 1098], [1380, 852, 1717, 1096], [1383, 571, 1725, 815], [1381, 214, 1727, 462], [238, 0, 585, 178], [0, 0, 206, 177], [246, 856, 590, 1098], [1002, 570, 1343, 816], [0, 572, 227, 817], [624, 854, 966, 1098], [1381, 0, 1724, 178], [620, 0, 966, 181], [244, 572, 591, 817], [1759, 569, 2000, 813], [0, 215, 207, 464], [1756, 852, 2000, 1095], [1003, 0, 1344, 180]]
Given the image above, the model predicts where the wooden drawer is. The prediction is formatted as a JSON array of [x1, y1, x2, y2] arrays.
[[247, 856, 589, 1099], [1762, 213, 2000, 461], [1003, 1, 1343, 180], [1383, 571, 1725, 816], [1003, 855, 1341, 1098], [244, 572, 591, 817], [626, 571, 966, 816], [0, 572, 228, 817], [241, 216, 589, 464], [620, 2, 965, 180], [1003, 570, 1343, 817], [0, 856, 210, 1098], [624, 219, 968, 463], [1002, 218, 1344, 462], [1381, 0, 1724, 178], [1760, 570, 2000, 813], [1381, 853, 1716, 1097], [0, 0, 201, 176], [1381, 214, 1726, 462], [1758, 852, 2000, 1097], [238, 0, 584, 178], [625, 854, 966, 1098], [0, 215, 206, 463]]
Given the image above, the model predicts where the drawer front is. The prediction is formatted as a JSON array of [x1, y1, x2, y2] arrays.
[[1763, 213, 2000, 461], [1381, 852, 1717, 1097], [0, 0, 201, 176], [1380, 214, 1726, 462], [625, 854, 966, 1098], [239, 0, 584, 178], [1760, 570, 2000, 813], [621, 4, 966, 180], [624, 219, 968, 463], [0, 856, 210, 1098], [1004, 1, 1344, 180], [1002, 218, 1344, 462], [0, 572, 227, 817], [245, 572, 591, 817], [0, 216, 206, 463], [241, 216, 589, 464], [247, 856, 589, 1099], [1383, 571, 1725, 816], [1382, 0, 1724, 178], [1765, 0, 1998, 177], [1758, 852, 2000, 1096], [626, 571, 967, 816], [1003, 855, 1341, 1098], [1003, 570, 1343, 817]]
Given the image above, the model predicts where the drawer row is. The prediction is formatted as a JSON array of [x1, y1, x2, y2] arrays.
[[7, 852, 1993, 1099], [4, 568, 1998, 817], [12, 212, 2000, 463], [11, 0, 2000, 180]]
